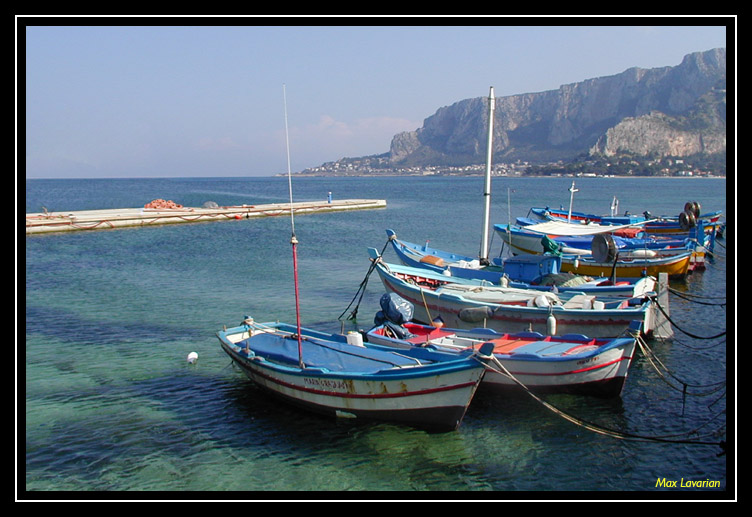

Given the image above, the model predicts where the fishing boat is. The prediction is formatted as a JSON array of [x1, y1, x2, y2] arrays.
[[514, 216, 708, 252], [499, 218, 705, 256], [529, 195, 724, 237], [562, 249, 694, 278], [366, 247, 663, 339], [366, 294, 642, 398], [218, 319, 490, 431], [494, 222, 697, 278], [217, 86, 489, 432], [385, 228, 656, 297]]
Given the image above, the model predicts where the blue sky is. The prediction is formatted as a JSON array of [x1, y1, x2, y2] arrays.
[[21, 19, 730, 178]]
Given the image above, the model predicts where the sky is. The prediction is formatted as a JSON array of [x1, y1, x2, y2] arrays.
[[20, 17, 731, 179]]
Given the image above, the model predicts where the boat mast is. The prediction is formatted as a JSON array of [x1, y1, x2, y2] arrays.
[[567, 181, 579, 223], [610, 196, 619, 217], [283, 85, 304, 368], [480, 86, 495, 264]]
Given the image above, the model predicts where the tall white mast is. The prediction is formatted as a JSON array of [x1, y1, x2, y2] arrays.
[[480, 86, 495, 263], [567, 181, 579, 224]]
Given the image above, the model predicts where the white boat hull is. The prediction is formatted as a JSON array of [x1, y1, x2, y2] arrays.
[[218, 323, 486, 431], [371, 260, 654, 338], [367, 329, 637, 397]]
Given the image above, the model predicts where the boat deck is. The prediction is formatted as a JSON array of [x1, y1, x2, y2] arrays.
[[26, 198, 387, 234]]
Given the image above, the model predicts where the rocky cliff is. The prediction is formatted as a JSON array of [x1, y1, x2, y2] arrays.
[[388, 48, 726, 166]]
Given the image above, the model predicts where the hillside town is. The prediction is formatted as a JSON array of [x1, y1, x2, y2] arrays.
[[291, 153, 726, 178]]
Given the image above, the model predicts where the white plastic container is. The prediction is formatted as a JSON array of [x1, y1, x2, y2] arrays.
[[346, 332, 364, 347]]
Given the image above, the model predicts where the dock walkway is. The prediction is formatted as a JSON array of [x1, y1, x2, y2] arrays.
[[26, 199, 387, 234]]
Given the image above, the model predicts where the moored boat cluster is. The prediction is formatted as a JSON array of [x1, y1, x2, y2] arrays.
[[217, 88, 725, 435]]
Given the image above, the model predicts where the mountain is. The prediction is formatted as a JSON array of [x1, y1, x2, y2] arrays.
[[305, 48, 726, 175]]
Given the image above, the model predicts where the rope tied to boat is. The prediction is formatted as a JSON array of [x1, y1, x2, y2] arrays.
[[651, 293, 726, 340], [478, 348, 725, 452], [636, 334, 726, 397], [338, 236, 394, 322], [668, 287, 726, 307]]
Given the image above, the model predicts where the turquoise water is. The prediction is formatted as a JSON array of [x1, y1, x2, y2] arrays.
[[24, 175, 729, 498]]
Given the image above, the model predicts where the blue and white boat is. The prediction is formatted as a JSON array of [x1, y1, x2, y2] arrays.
[[366, 294, 642, 398], [512, 217, 710, 256], [494, 221, 702, 277], [503, 218, 704, 256], [218, 319, 490, 431], [385, 229, 656, 297], [529, 191, 724, 238], [366, 247, 665, 339]]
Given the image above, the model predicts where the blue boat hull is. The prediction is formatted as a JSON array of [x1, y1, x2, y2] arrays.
[[386, 229, 655, 297]]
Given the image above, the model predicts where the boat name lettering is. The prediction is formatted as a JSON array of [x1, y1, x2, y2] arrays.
[[304, 377, 349, 391], [577, 356, 599, 365]]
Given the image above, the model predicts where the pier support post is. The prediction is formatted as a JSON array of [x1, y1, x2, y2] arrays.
[[651, 272, 674, 339]]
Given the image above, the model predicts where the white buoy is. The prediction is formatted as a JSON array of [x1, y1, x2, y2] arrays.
[[187, 351, 199, 364], [547, 313, 557, 336]]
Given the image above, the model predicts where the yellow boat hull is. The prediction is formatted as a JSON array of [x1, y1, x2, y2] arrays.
[[561, 253, 692, 278]]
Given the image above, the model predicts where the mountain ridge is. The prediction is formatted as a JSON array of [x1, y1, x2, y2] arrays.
[[301, 48, 726, 176]]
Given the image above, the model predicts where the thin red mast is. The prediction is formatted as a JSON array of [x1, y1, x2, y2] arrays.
[[283, 85, 304, 368]]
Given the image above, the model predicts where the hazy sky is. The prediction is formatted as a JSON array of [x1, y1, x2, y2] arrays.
[[21, 18, 731, 179]]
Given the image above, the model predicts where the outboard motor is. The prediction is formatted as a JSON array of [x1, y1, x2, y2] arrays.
[[375, 293, 414, 325], [373, 293, 416, 340]]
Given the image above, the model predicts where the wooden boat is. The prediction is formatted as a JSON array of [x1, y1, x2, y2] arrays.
[[218, 319, 489, 431], [366, 298, 642, 398], [558, 250, 693, 279], [385, 229, 656, 297], [515, 216, 707, 252], [217, 87, 488, 432], [494, 223, 697, 278], [530, 201, 724, 237], [366, 247, 661, 338], [498, 219, 703, 256]]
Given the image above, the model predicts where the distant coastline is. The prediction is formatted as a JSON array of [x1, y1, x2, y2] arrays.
[[282, 171, 727, 179], [27, 173, 727, 181]]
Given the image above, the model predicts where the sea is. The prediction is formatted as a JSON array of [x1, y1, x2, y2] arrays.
[[23, 175, 730, 499]]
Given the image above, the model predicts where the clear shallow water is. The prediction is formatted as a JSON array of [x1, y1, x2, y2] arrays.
[[23, 175, 729, 498]]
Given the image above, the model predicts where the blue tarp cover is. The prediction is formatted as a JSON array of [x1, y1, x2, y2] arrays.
[[379, 293, 414, 324], [238, 332, 423, 373]]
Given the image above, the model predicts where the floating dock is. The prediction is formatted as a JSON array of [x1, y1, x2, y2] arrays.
[[26, 199, 387, 234]]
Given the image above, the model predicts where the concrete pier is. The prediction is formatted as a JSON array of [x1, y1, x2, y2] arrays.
[[26, 199, 387, 234]]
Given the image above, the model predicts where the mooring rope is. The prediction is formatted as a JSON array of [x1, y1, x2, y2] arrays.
[[338, 237, 393, 322], [652, 295, 726, 340], [669, 287, 726, 307], [636, 335, 726, 397], [475, 348, 726, 451]]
